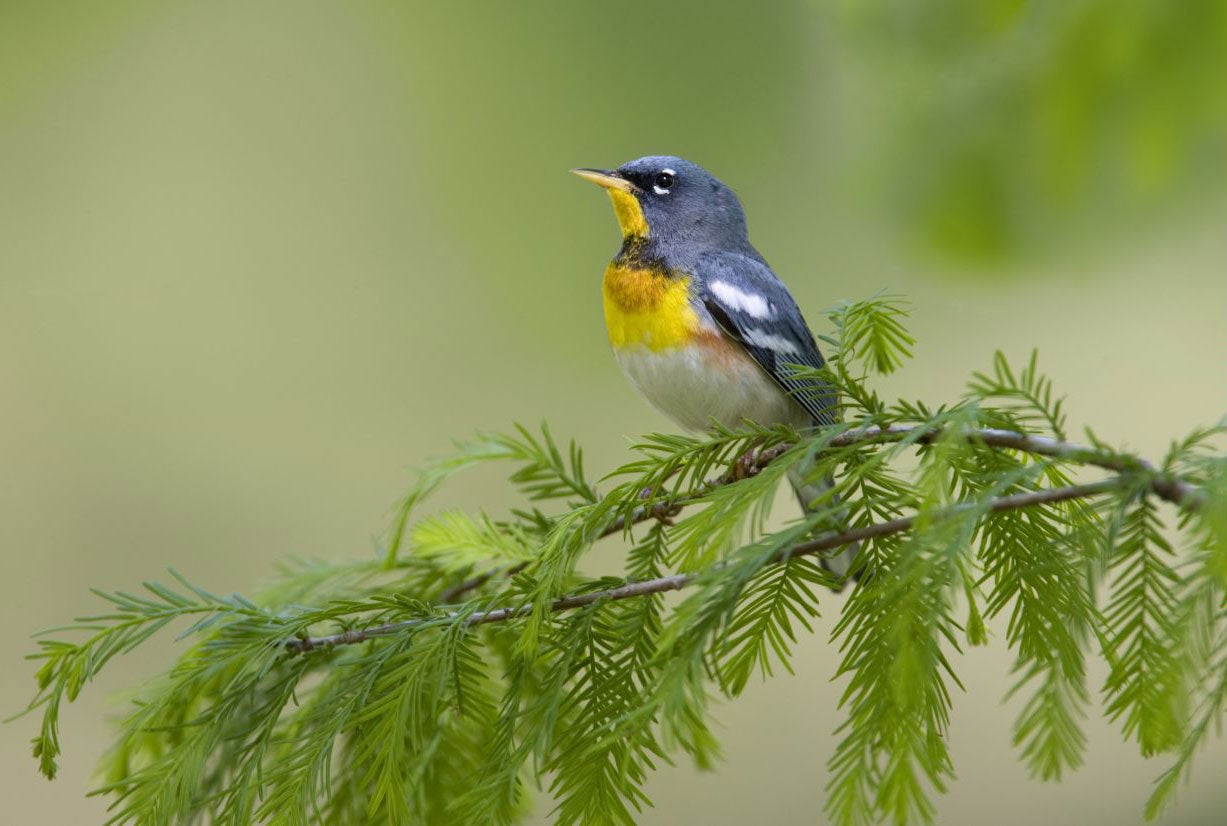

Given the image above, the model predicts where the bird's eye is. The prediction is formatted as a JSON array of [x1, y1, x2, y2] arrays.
[[652, 171, 675, 194]]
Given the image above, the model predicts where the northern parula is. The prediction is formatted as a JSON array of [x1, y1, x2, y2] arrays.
[[573, 155, 858, 581]]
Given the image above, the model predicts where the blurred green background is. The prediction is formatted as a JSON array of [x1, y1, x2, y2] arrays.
[[2, 1, 1224, 823]]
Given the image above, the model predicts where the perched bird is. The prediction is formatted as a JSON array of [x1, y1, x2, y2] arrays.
[[573, 156, 858, 581]]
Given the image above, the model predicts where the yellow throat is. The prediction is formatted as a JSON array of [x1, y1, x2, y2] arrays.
[[590, 181, 697, 351], [602, 263, 697, 351], [606, 188, 649, 239]]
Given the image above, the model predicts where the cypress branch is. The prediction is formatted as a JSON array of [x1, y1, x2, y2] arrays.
[[18, 297, 1227, 826], [283, 479, 1121, 654]]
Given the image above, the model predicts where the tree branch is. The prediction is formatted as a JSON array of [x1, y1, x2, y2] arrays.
[[433, 424, 1202, 603], [751, 424, 1202, 509], [285, 479, 1122, 654]]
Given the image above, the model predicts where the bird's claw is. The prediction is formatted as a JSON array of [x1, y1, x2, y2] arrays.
[[731, 447, 762, 481], [649, 502, 680, 526]]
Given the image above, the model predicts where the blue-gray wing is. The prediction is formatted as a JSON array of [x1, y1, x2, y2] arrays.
[[695, 251, 838, 428]]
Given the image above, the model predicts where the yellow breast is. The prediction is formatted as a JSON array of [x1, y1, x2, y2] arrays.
[[602, 263, 698, 351]]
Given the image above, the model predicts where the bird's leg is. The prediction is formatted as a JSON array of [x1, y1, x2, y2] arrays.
[[648, 502, 680, 526], [730, 445, 763, 482], [636, 482, 683, 526]]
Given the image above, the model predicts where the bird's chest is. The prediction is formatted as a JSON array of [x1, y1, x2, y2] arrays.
[[601, 262, 807, 431], [601, 263, 698, 351]]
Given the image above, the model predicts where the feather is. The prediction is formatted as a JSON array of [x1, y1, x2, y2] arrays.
[[695, 252, 839, 428]]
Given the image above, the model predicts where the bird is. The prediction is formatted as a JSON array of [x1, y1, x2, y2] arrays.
[[572, 155, 859, 582]]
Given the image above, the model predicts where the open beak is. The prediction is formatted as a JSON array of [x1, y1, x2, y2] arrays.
[[570, 168, 638, 193]]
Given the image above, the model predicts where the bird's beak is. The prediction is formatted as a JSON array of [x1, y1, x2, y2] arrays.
[[570, 168, 638, 193], [571, 167, 649, 238]]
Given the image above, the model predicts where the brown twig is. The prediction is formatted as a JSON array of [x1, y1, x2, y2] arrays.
[[285, 478, 1127, 654]]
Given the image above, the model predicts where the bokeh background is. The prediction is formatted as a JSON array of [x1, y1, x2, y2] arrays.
[[2, 1, 1224, 823]]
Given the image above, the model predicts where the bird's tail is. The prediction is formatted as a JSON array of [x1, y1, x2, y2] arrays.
[[787, 460, 862, 588]]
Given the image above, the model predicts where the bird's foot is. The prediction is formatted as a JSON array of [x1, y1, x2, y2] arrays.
[[731, 447, 762, 482]]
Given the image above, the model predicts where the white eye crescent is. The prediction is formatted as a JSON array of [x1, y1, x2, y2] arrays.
[[652, 168, 676, 195]]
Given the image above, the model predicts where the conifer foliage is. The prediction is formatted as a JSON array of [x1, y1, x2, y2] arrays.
[[22, 297, 1226, 825]]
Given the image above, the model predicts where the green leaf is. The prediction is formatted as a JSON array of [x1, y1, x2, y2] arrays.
[[20, 306, 1227, 826]]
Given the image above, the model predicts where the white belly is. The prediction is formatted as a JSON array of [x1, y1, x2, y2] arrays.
[[613, 344, 810, 432]]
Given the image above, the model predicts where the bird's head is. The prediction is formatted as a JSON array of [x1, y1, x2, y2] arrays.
[[572, 156, 748, 248]]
